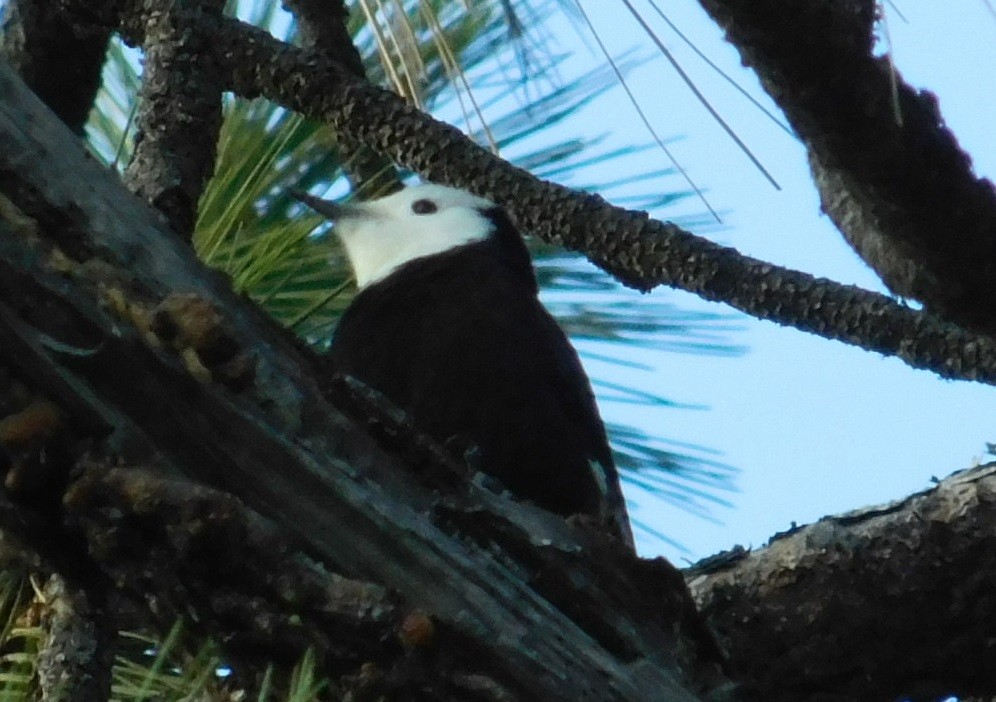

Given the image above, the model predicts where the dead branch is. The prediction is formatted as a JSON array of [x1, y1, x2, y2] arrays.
[[688, 464, 996, 702]]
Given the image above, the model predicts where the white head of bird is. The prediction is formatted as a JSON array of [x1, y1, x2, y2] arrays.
[[317, 184, 498, 289]]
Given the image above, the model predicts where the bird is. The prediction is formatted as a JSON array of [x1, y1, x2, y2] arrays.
[[297, 183, 634, 548]]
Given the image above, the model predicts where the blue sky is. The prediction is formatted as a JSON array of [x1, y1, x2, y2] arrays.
[[547, 2, 996, 561]]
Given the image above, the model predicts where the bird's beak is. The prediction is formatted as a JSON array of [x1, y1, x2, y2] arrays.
[[290, 190, 365, 221]]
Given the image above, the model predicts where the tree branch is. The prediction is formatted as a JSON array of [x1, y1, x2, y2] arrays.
[[36, 573, 113, 702], [63, 3, 996, 385], [281, 0, 401, 195], [695, 0, 996, 334], [688, 463, 996, 701], [282, 0, 364, 76], [122, 0, 225, 238], [225, 19, 996, 384]]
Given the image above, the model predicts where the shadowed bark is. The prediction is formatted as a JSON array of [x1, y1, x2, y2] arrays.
[[123, 0, 226, 238], [0, 0, 110, 135], [65, 465, 403, 678], [696, 0, 996, 334], [689, 464, 996, 702]]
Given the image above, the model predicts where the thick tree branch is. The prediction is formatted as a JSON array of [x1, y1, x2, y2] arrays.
[[218, 19, 996, 385], [123, 0, 225, 238], [63, 3, 996, 385], [695, 0, 996, 334], [688, 464, 996, 701], [0, 0, 109, 135], [0, 59, 725, 701]]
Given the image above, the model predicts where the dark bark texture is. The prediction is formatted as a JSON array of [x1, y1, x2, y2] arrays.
[[65, 465, 404, 679], [123, 0, 225, 238], [689, 464, 996, 702], [696, 0, 996, 334], [36, 574, 113, 702], [0, 0, 110, 134]]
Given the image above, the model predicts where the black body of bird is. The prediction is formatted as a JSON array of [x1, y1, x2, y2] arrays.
[[302, 184, 633, 547]]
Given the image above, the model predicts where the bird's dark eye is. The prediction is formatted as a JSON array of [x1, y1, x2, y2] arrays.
[[411, 199, 438, 215]]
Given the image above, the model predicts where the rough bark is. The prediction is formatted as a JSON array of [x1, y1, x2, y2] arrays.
[[689, 463, 996, 702], [36, 574, 113, 702], [282, 0, 402, 195], [282, 0, 364, 76], [65, 465, 403, 678], [123, 0, 225, 238], [0, 0, 109, 135], [0, 381, 113, 701], [0, 59, 726, 702], [54, 0, 996, 385], [696, 0, 996, 334]]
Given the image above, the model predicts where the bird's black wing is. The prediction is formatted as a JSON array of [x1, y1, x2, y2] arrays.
[[530, 305, 634, 547]]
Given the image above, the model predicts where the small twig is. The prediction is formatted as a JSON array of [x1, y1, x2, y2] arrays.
[[36, 574, 113, 702]]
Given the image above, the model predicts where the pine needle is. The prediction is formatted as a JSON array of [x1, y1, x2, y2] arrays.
[[643, 0, 794, 137], [618, 0, 781, 191]]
